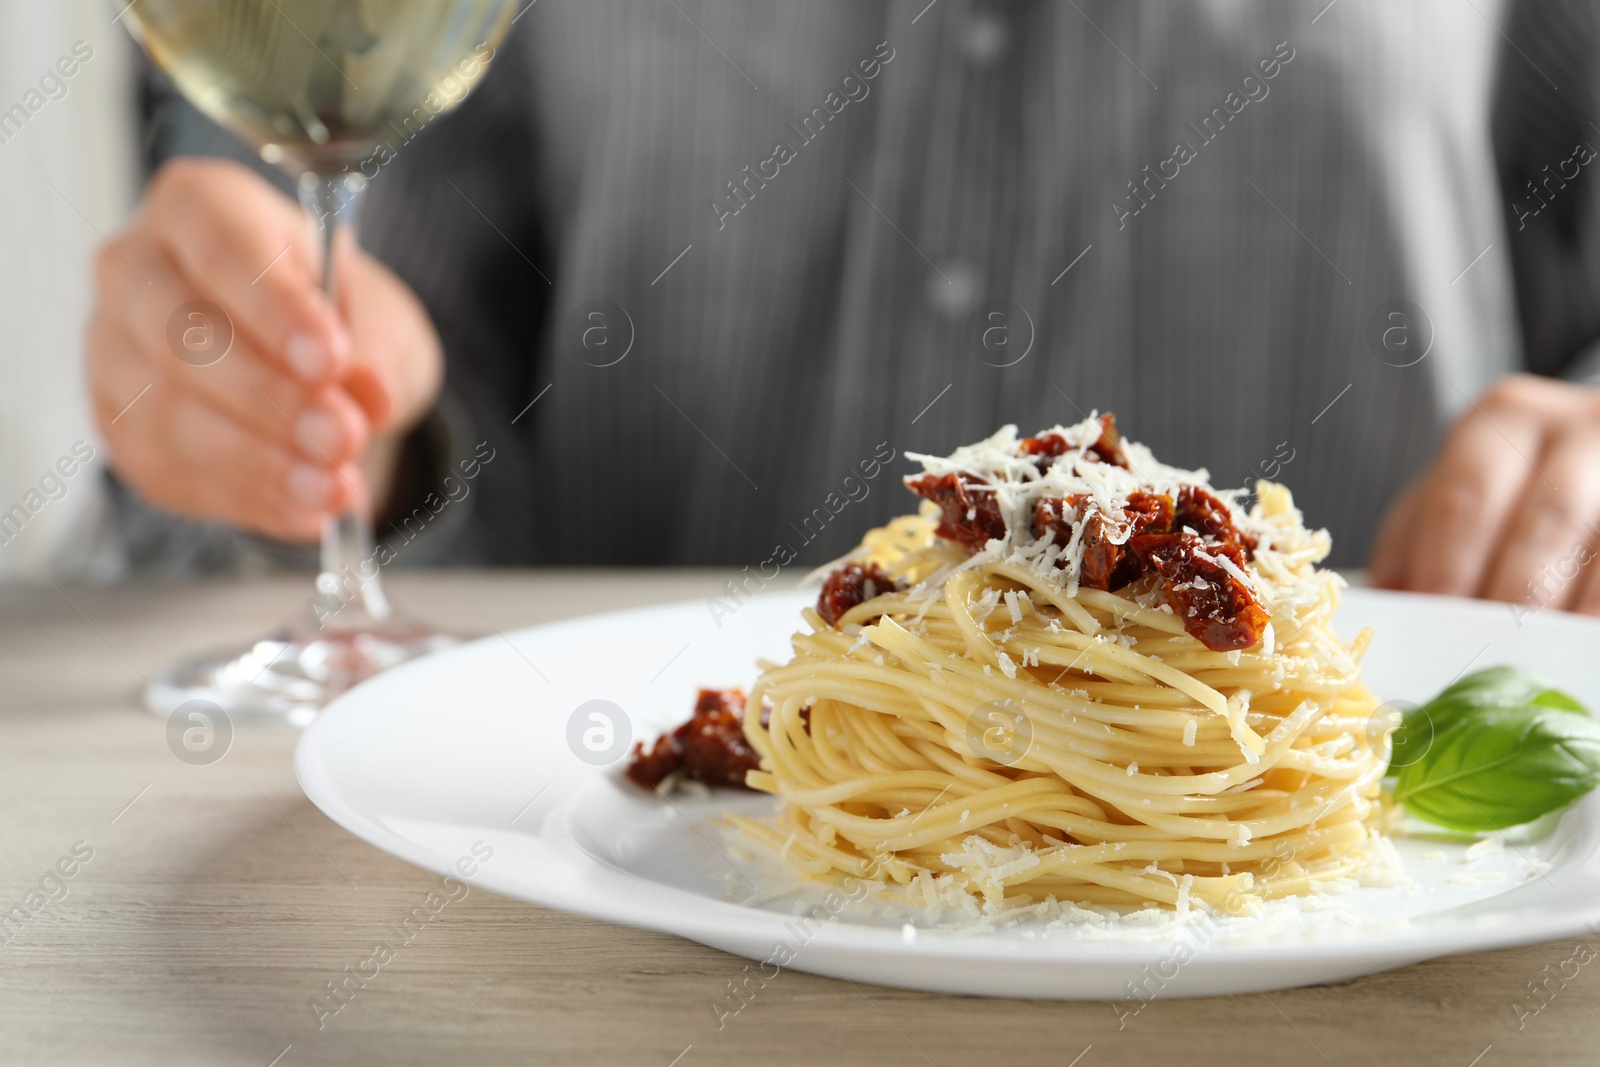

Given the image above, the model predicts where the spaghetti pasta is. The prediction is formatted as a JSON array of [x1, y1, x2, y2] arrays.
[[732, 416, 1390, 914]]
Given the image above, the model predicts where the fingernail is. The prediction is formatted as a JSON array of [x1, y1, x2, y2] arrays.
[[296, 408, 342, 458], [286, 333, 327, 381], [287, 463, 333, 507]]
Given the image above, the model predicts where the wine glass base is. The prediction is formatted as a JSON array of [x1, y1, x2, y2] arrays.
[[146, 626, 461, 728]]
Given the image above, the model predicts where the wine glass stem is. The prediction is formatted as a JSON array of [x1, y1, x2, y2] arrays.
[[299, 170, 390, 624]]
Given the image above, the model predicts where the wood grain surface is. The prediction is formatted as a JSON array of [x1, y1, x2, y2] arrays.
[[0, 572, 1591, 1066]]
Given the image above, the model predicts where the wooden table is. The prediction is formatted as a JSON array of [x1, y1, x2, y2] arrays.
[[0, 571, 1594, 1066]]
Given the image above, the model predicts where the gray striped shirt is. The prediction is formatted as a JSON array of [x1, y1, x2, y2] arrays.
[[124, 0, 1598, 573]]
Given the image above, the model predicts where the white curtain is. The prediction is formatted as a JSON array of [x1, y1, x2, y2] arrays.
[[0, 1, 135, 581]]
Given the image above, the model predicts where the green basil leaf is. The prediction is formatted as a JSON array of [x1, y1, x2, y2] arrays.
[[1391, 666, 1588, 766], [1393, 705, 1600, 832]]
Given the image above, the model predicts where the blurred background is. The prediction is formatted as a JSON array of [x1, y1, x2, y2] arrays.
[[4, 0, 1597, 585], [0, 3, 131, 582]]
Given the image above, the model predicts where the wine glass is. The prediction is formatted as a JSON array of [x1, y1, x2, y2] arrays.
[[123, 0, 520, 726]]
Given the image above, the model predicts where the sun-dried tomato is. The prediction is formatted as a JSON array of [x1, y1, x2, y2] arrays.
[[1126, 533, 1270, 651], [1085, 413, 1127, 467], [626, 688, 761, 790], [1175, 486, 1257, 556], [1078, 507, 1124, 589], [1032, 491, 1174, 590], [906, 472, 1007, 554], [1020, 431, 1070, 466], [1124, 491, 1177, 536], [1030, 495, 1076, 550], [816, 563, 902, 626], [1020, 414, 1127, 470]]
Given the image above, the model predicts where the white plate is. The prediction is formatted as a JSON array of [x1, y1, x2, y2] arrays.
[[296, 588, 1600, 999]]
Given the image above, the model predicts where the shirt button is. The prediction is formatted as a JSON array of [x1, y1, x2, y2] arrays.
[[929, 260, 982, 320], [962, 9, 1010, 67]]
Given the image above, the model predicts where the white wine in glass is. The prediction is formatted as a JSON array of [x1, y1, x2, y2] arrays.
[[125, 0, 520, 725]]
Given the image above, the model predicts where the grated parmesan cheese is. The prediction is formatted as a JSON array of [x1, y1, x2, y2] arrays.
[[1003, 589, 1023, 624], [1449, 871, 1506, 888]]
